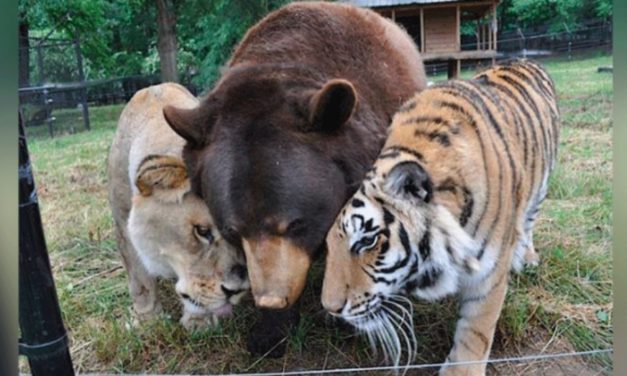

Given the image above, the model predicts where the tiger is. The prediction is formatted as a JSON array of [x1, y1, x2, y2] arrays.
[[321, 59, 559, 375]]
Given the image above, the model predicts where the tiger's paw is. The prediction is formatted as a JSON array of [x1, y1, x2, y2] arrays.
[[523, 245, 540, 267]]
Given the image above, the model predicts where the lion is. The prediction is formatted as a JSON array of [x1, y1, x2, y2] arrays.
[[107, 82, 249, 330]]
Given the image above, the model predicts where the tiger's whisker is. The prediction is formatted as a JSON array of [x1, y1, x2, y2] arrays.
[[381, 313, 401, 367], [382, 303, 416, 369], [383, 306, 413, 376], [384, 299, 418, 352]]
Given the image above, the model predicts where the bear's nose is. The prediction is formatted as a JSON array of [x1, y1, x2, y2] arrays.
[[322, 297, 347, 315]]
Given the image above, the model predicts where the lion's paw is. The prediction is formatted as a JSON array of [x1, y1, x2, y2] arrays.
[[180, 311, 219, 331], [130, 302, 164, 328]]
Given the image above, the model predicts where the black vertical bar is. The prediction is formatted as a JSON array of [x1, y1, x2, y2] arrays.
[[74, 39, 90, 131], [36, 45, 45, 85], [18, 113, 75, 376], [42, 88, 53, 138]]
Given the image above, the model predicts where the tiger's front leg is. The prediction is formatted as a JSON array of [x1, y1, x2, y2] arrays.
[[440, 267, 510, 376]]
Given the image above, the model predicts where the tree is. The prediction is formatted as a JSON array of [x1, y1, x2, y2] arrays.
[[155, 0, 178, 82]]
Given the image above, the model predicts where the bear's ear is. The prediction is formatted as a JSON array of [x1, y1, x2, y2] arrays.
[[163, 98, 215, 146], [135, 155, 190, 202], [384, 161, 433, 204], [308, 79, 357, 132]]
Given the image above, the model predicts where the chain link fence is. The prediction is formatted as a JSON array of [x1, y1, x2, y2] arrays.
[[19, 37, 91, 137], [18, 37, 200, 138]]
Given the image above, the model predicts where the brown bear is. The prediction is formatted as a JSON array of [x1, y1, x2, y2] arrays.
[[163, 1, 426, 356]]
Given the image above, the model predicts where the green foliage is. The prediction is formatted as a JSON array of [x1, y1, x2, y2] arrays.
[[499, 0, 612, 32], [19, 0, 290, 88], [595, 0, 613, 18], [185, 0, 290, 88], [19, 0, 156, 79]]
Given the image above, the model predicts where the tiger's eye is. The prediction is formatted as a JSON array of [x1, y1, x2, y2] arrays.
[[358, 235, 379, 254]]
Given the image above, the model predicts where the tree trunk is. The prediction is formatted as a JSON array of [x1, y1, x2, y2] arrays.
[[155, 0, 178, 83], [19, 13, 30, 88]]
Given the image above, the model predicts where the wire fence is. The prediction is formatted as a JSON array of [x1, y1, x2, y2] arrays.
[[18, 36, 200, 138], [18, 37, 91, 137]]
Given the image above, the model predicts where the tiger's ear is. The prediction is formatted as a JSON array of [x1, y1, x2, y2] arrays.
[[163, 98, 216, 146], [135, 155, 190, 203], [384, 161, 433, 203], [308, 79, 357, 132]]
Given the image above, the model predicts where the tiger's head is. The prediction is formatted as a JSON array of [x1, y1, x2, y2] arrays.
[[321, 151, 480, 361]]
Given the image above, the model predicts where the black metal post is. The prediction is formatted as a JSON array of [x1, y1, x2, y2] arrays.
[[18, 113, 75, 376], [36, 45, 45, 85], [42, 87, 54, 138], [74, 38, 90, 131]]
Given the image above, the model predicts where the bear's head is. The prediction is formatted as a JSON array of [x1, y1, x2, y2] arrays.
[[164, 65, 385, 309]]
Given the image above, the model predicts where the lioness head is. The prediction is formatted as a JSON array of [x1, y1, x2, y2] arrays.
[[128, 155, 249, 318]]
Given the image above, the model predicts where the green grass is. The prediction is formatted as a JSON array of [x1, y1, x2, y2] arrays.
[[20, 54, 613, 374]]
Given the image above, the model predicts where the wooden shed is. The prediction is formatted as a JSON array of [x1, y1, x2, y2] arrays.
[[346, 0, 500, 78]]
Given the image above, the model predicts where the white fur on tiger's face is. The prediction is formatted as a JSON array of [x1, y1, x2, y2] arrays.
[[322, 59, 559, 374]]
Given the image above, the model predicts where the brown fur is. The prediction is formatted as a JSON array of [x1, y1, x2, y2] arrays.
[[163, 2, 427, 313]]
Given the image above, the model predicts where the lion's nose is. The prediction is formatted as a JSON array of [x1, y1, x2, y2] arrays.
[[230, 264, 248, 280], [221, 285, 244, 299]]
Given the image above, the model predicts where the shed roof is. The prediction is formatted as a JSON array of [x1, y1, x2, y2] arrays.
[[344, 0, 495, 8]]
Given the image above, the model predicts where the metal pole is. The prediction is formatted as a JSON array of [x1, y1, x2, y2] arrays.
[[42, 88, 54, 138], [563, 23, 572, 60], [517, 27, 526, 58], [18, 113, 75, 376], [74, 38, 90, 131], [36, 45, 45, 84]]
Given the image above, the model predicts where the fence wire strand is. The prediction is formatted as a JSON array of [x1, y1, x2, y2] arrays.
[[69, 348, 613, 376], [227, 349, 613, 376]]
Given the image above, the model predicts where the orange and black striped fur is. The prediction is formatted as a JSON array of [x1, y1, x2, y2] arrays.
[[321, 59, 559, 375]]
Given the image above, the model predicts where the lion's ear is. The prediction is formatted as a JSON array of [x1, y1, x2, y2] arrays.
[[135, 155, 190, 202], [163, 97, 216, 146], [308, 79, 357, 132]]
